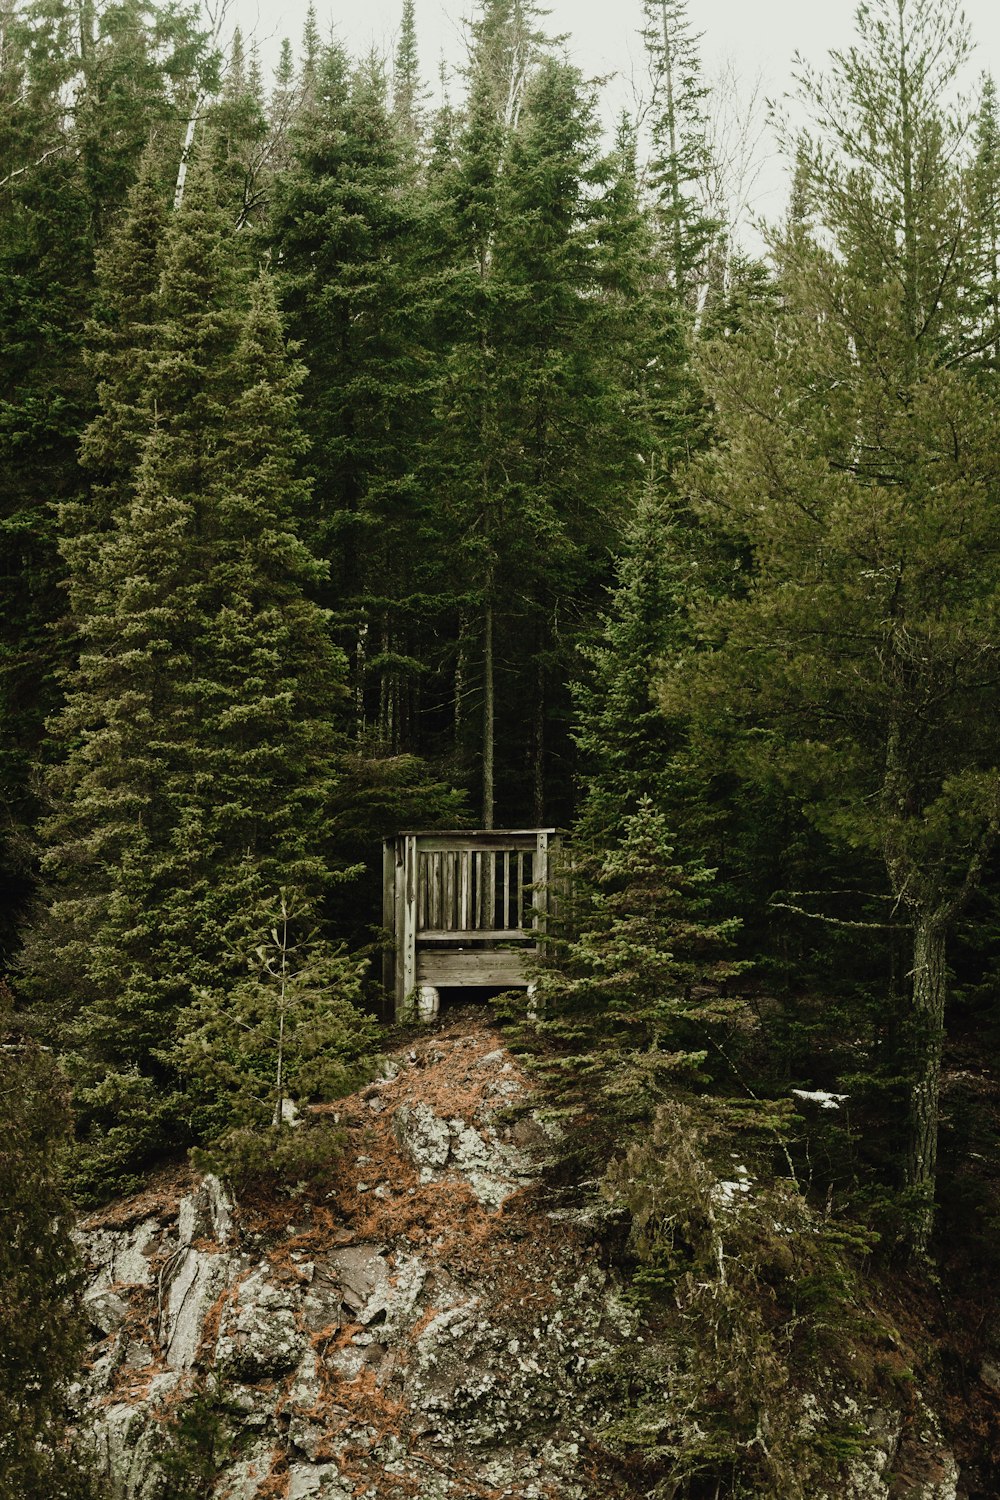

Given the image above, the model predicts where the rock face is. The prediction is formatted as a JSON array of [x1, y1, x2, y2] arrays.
[[72, 1013, 961, 1500]]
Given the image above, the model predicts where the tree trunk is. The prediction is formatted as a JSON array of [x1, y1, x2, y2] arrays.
[[532, 656, 545, 826], [483, 597, 495, 829], [905, 912, 947, 1255]]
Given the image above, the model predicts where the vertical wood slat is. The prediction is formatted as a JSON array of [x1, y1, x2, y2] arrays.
[[460, 851, 471, 930], [444, 852, 454, 931], [430, 853, 441, 931], [503, 851, 511, 931]]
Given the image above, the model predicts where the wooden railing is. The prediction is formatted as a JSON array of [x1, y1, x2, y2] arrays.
[[382, 829, 562, 1017]]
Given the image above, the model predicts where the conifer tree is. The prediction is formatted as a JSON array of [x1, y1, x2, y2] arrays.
[[177, 888, 378, 1140], [574, 493, 688, 845], [392, 0, 427, 147], [531, 797, 741, 1118], [0, 989, 99, 1500], [25, 162, 354, 1194], [963, 74, 1000, 369], [269, 45, 436, 753], [0, 0, 213, 960], [427, 36, 646, 826], [640, 0, 718, 304], [674, 0, 999, 1253]]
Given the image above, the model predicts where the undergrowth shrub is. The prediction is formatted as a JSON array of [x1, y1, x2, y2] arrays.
[[191, 1118, 346, 1195], [597, 1100, 898, 1500]]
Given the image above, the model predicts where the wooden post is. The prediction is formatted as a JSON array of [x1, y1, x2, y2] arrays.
[[382, 840, 396, 1007], [533, 830, 550, 952], [397, 834, 418, 1017]]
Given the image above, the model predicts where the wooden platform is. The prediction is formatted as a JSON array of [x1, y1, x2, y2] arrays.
[[382, 829, 563, 1019]]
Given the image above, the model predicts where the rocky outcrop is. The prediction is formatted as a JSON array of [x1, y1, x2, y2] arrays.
[[72, 1012, 962, 1500], [73, 1018, 635, 1499]]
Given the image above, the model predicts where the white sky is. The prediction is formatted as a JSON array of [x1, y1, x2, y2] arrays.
[[234, 0, 1000, 229]]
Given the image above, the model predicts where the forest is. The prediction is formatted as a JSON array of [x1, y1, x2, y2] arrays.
[[2, 0, 1000, 1495]]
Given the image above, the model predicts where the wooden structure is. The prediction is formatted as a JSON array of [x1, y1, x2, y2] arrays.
[[383, 829, 563, 1019]]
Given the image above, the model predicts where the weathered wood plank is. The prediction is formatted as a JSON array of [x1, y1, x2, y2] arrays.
[[503, 850, 510, 931], [417, 949, 529, 987], [534, 831, 549, 934], [414, 835, 541, 854], [418, 929, 532, 942]]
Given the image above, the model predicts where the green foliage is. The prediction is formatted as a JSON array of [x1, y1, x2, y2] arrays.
[[153, 1379, 233, 1500], [0, 987, 104, 1500], [191, 1118, 348, 1197], [640, 0, 720, 301], [668, 0, 1000, 1247], [598, 1099, 889, 1500], [23, 159, 355, 1195], [177, 887, 379, 1140], [529, 796, 745, 1121], [0, 0, 213, 958]]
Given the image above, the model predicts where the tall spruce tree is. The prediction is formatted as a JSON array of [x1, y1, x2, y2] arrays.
[[269, 43, 438, 755], [640, 0, 718, 305], [427, 31, 645, 826], [0, 0, 212, 961], [25, 160, 354, 1195]]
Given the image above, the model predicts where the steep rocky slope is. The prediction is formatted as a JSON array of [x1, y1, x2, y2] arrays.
[[72, 1010, 962, 1499]]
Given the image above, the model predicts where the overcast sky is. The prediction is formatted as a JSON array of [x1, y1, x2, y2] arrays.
[[234, 0, 1000, 227]]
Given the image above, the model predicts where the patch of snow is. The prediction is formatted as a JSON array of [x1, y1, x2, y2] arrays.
[[792, 1089, 850, 1111]]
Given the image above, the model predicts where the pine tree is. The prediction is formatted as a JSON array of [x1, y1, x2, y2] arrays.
[[207, 27, 271, 226], [65, 144, 172, 621], [574, 493, 689, 845], [962, 74, 1000, 369], [674, 0, 999, 1253], [25, 163, 355, 1195], [177, 888, 378, 1140], [426, 41, 647, 826], [0, 0, 213, 961]]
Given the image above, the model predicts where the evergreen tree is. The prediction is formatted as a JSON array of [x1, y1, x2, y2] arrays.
[[0, 0, 95, 959], [574, 493, 688, 845], [531, 797, 741, 1119], [427, 42, 645, 826], [207, 27, 271, 226], [0, 0, 212, 962], [962, 74, 1000, 370], [25, 164, 355, 1195], [177, 887, 378, 1139], [640, 0, 718, 305], [269, 44, 437, 754], [0, 988, 100, 1500], [673, 0, 999, 1253], [392, 0, 427, 147]]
